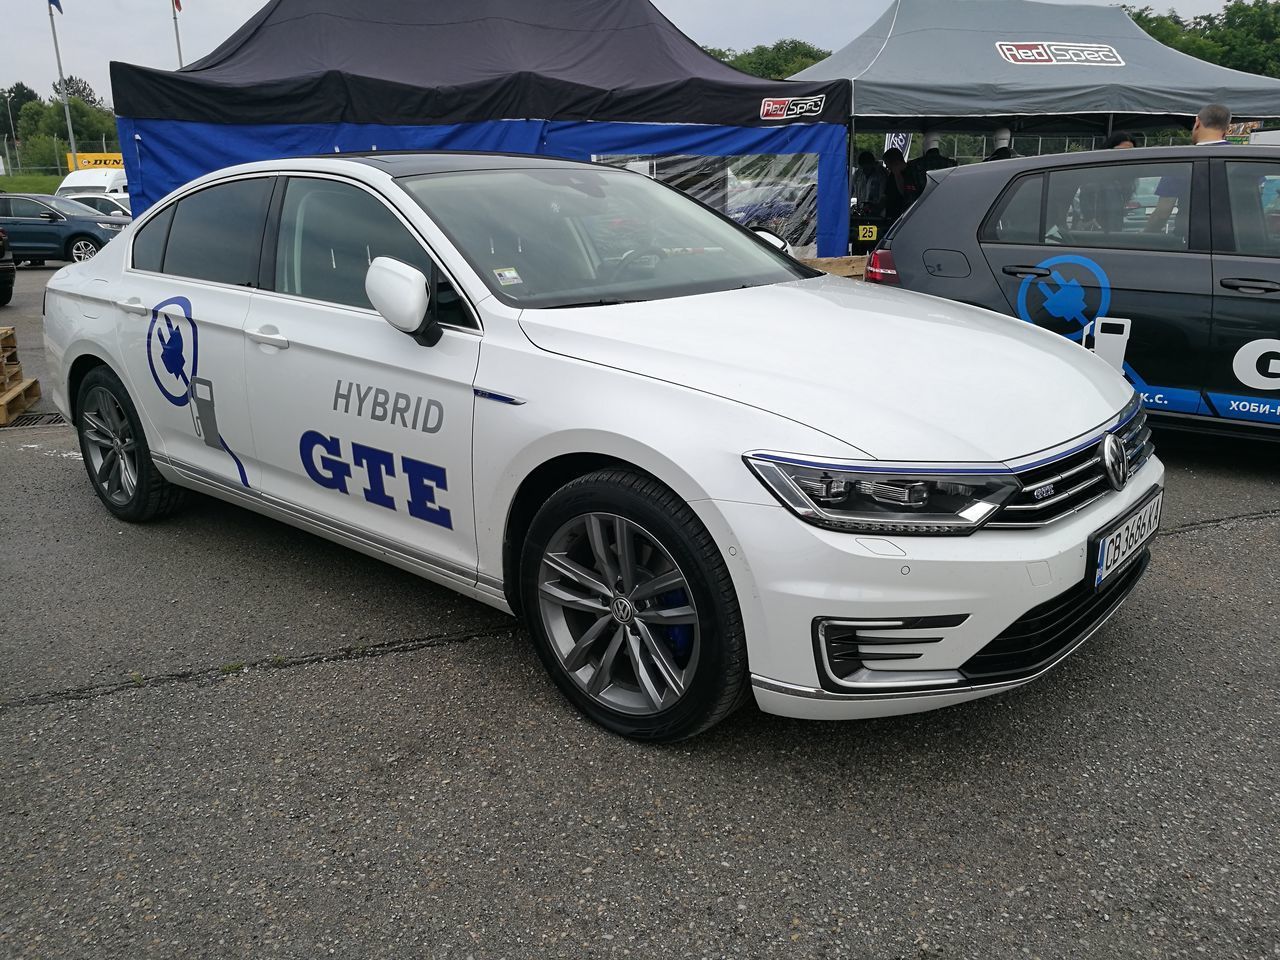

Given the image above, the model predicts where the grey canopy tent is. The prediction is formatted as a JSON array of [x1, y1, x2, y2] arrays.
[[792, 0, 1280, 133]]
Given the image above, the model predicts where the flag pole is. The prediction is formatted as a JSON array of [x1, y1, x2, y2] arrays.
[[172, 1, 185, 67], [48, 1, 79, 170]]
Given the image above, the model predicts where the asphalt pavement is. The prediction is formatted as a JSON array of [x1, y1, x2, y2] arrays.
[[2, 265, 1278, 958]]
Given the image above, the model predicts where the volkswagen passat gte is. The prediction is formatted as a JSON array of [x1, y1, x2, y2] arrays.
[[43, 154, 1163, 740]]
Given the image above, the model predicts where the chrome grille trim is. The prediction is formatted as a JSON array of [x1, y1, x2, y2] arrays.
[[989, 406, 1152, 530]]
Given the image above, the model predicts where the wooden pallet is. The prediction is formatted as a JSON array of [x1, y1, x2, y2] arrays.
[[0, 378, 41, 427], [798, 255, 867, 279], [1, 326, 18, 367], [2, 362, 21, 391]]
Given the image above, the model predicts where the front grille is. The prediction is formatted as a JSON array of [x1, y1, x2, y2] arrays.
[[960, 550, 1149, 683], [988, 406, 1154, 529]]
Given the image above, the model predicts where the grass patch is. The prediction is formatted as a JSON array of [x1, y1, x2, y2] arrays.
[[0, 174, 63, 195], [219, 661, 245, 675]]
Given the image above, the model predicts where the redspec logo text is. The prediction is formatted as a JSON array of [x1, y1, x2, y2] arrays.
[[996, 41, 1125, 66], [760, 95, 826, 121]]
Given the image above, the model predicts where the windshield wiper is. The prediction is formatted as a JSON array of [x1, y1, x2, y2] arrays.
[[541, 298, 644, 309]]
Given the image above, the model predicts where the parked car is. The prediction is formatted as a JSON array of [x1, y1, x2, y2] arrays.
[[65, 192, 132, 219], [55, 168, 129, 196], [43, 153, 1162, 740], [0, 194, 129, 265], [0, 226, 14, 307], [870, 145, 1280, 437]]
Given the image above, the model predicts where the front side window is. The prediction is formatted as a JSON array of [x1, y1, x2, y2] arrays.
[[1225, 161, 1280, 257], [398, 166, 813, 308], [46, 197, 102, 218], [162, 177, 274, 286], [273, 178, 434, 310], [1044, 162, 1193, 250]]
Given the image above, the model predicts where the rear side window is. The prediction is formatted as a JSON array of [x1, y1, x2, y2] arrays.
[[1224, 161, 1280, 257], [1044, 162, 1193, 251], [162, 178, 274, 285], [131, 204, 175, 273], [272, 177, 433, 310], [982, 174, 1043, 243]]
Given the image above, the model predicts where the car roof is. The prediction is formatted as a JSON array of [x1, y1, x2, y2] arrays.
[[331, 151, 605, 177], [936, 144, 1280, 184]]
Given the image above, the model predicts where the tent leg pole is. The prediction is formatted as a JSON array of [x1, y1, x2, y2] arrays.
[[1106, 114, 1113, 137]]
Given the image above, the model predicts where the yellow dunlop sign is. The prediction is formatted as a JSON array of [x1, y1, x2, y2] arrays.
[[66, 153, 125, 170]]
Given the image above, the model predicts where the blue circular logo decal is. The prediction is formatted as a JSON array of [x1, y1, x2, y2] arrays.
[[1015, 254, 1111, 342], [146, 297, 198, 406]]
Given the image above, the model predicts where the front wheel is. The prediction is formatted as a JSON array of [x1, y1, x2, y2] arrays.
[[520, 469, 748, 741], [75, 365, 186, 522], [67, 237, 102, 262]]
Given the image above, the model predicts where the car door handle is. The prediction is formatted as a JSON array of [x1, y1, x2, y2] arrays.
[[1002, 265, 1051, 278], [1220, 277, 1280, 294], [114, 298, 149, 316], [247, 327, 290, 349]]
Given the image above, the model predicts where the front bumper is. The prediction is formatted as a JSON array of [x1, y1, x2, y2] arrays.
[[703, 455, 1163, 720]]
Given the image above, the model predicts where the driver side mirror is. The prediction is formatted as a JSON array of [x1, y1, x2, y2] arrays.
[[752, 228, 790, 253], [39, 210, 63, 222], [365, 257, 442, 347]]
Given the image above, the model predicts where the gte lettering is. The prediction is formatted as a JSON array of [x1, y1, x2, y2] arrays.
[[333, 379, 444, 433], [1231, 338, 1280, 391], [300, 430, 452, 529]]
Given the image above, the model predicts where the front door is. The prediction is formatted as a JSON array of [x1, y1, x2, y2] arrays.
[[113, 176, 275, 490], [1208, 158, 1280, 427], [979, 159, 1214, 418], [242, 175, 481, 582]]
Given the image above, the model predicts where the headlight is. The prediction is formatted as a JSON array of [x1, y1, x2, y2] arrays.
[[97, 222, 124, 231], [745, 452, 1020, 536]]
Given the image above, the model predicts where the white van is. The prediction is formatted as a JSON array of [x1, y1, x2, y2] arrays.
[[55, 169, 128, 196]]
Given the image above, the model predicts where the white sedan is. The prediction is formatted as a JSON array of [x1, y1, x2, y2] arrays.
[[42, 154, 1164, 740]]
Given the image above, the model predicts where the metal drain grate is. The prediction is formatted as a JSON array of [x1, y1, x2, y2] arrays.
[[3, 412, 68, 429]]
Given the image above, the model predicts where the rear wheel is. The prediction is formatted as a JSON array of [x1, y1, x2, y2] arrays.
[[75, 366, 186, 522], [520, 469, 748, 741], [67, 237, 102, 262]]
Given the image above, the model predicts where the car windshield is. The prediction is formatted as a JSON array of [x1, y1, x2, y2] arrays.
[[47, 197, 105, 217], [398, 167, 813, 308]]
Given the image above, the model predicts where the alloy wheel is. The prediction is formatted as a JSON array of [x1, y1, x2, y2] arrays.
[[80, 386, 138, 506], [70, 239, 99, 262], [537, 512, 701, 716]]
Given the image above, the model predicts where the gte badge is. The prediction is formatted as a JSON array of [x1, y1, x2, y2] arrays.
[[759, 95, 826, 121], [997, 41, 1124, 66]]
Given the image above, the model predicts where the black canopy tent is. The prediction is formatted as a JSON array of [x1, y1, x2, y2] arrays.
[[112, 0, 853, 254], [792, 0, 1280, 134]]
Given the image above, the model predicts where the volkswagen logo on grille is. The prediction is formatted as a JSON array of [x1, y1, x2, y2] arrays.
[[1102, 433, 1129, 491], [610, 596, 636, 624]]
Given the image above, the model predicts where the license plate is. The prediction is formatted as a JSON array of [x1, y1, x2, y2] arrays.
[[1092, 489, 1162, 588], [858, 224, 878, 241]]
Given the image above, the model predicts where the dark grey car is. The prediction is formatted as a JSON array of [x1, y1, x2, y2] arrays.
[[870, 145, 1280, 438]]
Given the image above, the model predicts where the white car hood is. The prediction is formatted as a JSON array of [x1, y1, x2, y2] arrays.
[[518, 276, 1134, 463]]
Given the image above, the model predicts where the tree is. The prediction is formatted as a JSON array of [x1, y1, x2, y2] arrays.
[[703, 39, 832, 80], [1126, 2, 1280, 78], [52, 75, 104, 109], [3, 82, 43, 137]]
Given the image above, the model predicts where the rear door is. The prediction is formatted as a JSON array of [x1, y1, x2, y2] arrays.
[[1207, 158, 1280, 427], [978, 158, 1214, 418]]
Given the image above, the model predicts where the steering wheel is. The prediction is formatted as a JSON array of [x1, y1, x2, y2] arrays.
[[607, 245, 667, 282]]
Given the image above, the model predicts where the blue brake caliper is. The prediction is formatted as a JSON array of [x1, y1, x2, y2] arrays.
[[657, 588, 694, 664]]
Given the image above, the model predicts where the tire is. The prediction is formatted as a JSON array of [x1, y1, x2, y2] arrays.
[[0, 284, 12, 307], [67, 236, 102, 262], [75, 365, 186, 522], [520, 468, 748, 741]]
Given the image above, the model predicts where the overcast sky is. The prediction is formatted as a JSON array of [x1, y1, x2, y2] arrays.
[[4, 0, 1226, 114]]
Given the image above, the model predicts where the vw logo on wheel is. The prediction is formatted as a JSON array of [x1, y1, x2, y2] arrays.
[[1102, 433, 1129, 491], [610, 596, 635, 624]]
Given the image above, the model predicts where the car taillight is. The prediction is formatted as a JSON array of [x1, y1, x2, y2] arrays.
[[865, 248, 899, 284]]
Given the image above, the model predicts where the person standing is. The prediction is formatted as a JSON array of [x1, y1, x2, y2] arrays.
[[882, 148, 918, 220], [1104, 131, 1136, 149], [851, 151, 887, 217], [1147, 104, 1231, 233]]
